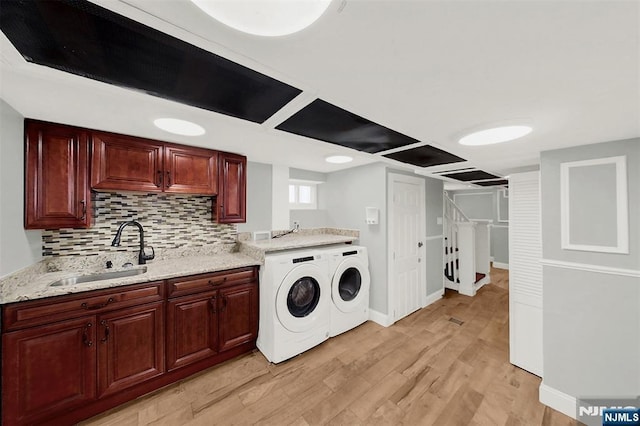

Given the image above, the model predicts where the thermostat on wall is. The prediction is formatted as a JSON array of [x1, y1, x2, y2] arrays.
[[365, 207, 379, 225]]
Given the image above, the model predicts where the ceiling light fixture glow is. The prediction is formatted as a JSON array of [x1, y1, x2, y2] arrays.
[[459, 126, 532, 146], [153, 118, 205, 136], [190, 0, 332, 37], [325, 155, 353, 164]]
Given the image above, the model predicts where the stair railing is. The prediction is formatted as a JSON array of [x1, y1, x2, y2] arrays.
[[443, 194, 478, 296]]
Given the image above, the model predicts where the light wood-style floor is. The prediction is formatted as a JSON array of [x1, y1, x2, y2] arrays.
[[81, 268, 577, 426]]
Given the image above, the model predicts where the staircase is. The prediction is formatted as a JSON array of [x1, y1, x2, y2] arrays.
[[443, 193, 491, 296]]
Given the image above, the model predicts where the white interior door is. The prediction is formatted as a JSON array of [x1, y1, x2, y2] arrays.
[[509, 171, 543, 376], [388, 173, 426, 322]]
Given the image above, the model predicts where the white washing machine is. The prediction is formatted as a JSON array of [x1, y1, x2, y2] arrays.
[[319, 245, 371, 337], [257, 248, 330, 363]]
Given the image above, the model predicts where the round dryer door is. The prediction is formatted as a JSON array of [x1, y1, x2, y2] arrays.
[[332, 258, 370, 313], [276, 263, 328, 332]]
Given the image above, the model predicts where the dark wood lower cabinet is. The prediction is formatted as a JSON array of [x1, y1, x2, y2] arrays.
[[97, 302, 165, 398], [1, 268, 258, 426], [166, 290, 219, 371], [219, 283, 258, 352], [2, 317, 97, 425]]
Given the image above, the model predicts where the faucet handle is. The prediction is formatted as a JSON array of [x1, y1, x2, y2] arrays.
[[142, 246, 155, 261]]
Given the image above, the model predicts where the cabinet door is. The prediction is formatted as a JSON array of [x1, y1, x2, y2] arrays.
[[218, 283, 258, 352], [25, 120, 90, 229], [164, 144, 217, 195], [217, 153, 246, 223], [166, 290, 219, 371], [97, 302, 164, 398], [91, 132, 163, 192], [2, 317, 96, 426]]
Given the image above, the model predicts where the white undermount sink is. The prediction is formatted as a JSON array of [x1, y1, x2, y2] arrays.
[[49, 266, 148, 287]]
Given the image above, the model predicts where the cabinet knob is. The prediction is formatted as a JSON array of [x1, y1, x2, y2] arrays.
[[209, 297, 217, 313]]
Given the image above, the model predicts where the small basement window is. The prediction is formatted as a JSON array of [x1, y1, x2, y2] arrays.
[[289, 180, 318, 210]]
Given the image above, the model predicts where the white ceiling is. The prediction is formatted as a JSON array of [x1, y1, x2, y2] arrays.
[[1, 0, 638, 178]]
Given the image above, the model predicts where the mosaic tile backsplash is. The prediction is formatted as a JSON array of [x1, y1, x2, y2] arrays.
[[42, 192, 237, 257]]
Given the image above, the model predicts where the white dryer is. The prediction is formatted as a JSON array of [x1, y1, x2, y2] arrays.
[[319, 245, 371, 337], [257, 248, 330, 364]]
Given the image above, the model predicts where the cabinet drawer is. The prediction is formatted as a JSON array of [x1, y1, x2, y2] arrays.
[[3, 281, 165, 332], [167, 267, 257, 298]]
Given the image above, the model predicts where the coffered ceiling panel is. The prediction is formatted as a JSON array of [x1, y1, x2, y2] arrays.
[[276, 99, 420, 154], [442, 170, 501, 181], [383, 144, 466, 167], [474, 179, 509, 186], [0, 0, 301, 124]]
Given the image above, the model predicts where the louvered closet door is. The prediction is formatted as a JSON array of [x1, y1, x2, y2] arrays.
[[509, 171, 543, 376]]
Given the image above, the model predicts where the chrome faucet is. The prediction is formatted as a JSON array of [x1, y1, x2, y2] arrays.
[[111, 220, 155, 265]]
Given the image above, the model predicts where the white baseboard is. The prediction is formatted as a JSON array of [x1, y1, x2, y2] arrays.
[[444, 280, 459, 291], [539, 382, 576, 419], [368, 309, 394, 327], [492, 261, 509, 270], [424, 290, 443, 307]]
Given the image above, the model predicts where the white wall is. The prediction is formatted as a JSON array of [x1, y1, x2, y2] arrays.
[[271, 164, 290, 230], [324, 163, 388, 313], [323, 163, 445, 315], [540, 138, 640, 407], [0, 99, 42, 277], [236, 161, 272, 233]]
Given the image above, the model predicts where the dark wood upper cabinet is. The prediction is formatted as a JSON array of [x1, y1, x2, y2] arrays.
[[91, 132, 163, 192], [91, 134, 217, 195], [164, 144, 217, 195], [217, 153, 247, 223], [25, 120, 91, 229]]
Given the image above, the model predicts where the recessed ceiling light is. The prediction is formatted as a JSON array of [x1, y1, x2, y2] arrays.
[[190, 0, 332, 37], [153, 118, 205, 136], [325, 155, 353, 164], [459, 126, 532, 146]]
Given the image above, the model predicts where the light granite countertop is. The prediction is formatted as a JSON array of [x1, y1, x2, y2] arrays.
[[238, 231, 358, 261], [0, 228, 359, 305], [0, 253, 261, 304], [242, 234, 357, 252]]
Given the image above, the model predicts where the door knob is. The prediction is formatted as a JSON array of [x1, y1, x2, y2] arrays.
[[418, 242, 423, 247]]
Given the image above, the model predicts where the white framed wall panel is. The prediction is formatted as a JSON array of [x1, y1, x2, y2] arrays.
[[509, 171, 542, 377], [560, 156, 628, 254]]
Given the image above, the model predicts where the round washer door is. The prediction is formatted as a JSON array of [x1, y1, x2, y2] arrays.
[[331, 258, 370, 314], [276, 263, 329, 332]]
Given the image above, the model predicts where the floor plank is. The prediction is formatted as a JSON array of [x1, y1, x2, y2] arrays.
[[81, 267, 578, 425]]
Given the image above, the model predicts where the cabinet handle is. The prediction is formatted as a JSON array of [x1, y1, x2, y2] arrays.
[[80, 200, 86, 221], [157, 170, 163, 187], [166, 171, 171, 187], [221, 296, 227, 312], [100, 320, 110, 343], [81, 297, 115, 310], [82, 322, 93, 347], [209, 296, 217, 313]]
